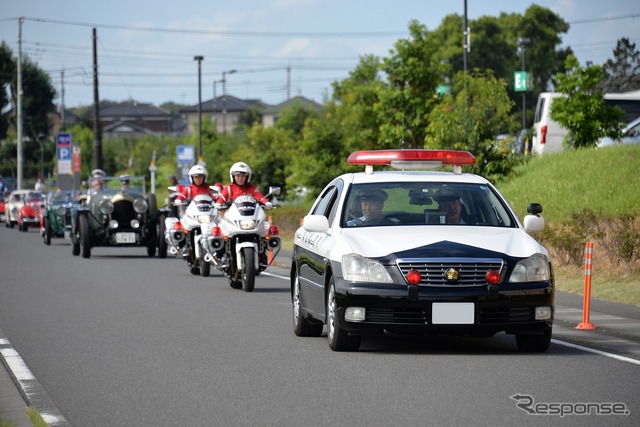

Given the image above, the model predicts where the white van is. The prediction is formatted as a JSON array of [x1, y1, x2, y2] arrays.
[[532, 90, 640, 155], [531, 92, 567, 155]]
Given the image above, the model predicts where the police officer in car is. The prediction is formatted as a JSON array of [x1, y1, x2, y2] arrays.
[[347, 189, 398, 226], [434, 189, 465, 224]]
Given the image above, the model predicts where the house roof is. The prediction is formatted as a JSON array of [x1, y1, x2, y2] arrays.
[[181, 95, 270, 113], [261, 96, 322, 114], [100, 102, 171, 118], [102, 121, 154, 134]]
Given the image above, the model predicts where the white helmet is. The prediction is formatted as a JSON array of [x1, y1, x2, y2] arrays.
[[229, 162, 252, 183], [188, 165, 208, 184]]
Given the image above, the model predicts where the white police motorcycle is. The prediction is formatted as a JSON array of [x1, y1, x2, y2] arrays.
[[164, 187, 220, 276], [201, 187, 281, 292]]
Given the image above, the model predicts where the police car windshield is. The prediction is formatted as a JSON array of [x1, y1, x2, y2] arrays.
[[342, 183, 515, 228]]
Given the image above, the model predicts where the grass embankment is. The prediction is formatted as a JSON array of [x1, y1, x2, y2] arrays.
[[269, 145, 640, 307], [497, 144, 640, 307]]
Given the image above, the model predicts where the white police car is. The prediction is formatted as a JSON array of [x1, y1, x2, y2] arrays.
[[291, 149, 554, 352]]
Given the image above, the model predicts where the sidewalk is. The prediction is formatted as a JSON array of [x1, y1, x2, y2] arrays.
[[2, 270, 639, 426]]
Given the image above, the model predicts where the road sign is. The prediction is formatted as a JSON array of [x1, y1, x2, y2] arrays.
[[57, 132, 73, 176], [514, 71, 530, 92], [177, 145, 195, 163]]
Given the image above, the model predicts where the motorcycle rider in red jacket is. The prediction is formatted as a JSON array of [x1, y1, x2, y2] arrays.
[[176, 165, 218, 203], [216, 162, 272, 208]]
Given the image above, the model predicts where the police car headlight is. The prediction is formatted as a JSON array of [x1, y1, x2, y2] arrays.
[[342, 254, 393, 283], [99, 199, 114, 215], [133, 199, 148, 213], [240, 220, 256, 230], [509, 254, 550, 283]]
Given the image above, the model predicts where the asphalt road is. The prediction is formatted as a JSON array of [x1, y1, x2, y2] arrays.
[[1, 226, 639, 426]]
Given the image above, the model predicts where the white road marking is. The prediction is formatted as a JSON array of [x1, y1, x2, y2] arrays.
[[552, 339, 640, 366]]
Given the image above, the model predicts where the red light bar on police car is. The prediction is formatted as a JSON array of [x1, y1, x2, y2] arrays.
[[347, 149, 476, 172]]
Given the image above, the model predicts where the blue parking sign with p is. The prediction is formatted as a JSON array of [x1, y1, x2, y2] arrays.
[[58, 146, 71, 161]]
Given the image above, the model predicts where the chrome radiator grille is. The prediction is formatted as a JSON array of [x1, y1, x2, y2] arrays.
[[396, 258, 504, 286]]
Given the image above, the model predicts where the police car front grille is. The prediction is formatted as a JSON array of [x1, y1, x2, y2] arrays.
[[396, 258, 504, 286]]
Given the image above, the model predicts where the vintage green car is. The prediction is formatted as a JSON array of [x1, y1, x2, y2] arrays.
[[71, 175, 169, 259], [42, 190, 80, 245]]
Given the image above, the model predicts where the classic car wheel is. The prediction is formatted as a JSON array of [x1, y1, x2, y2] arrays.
[[516, 326, 552, 353], [293, 271, 323, 337], [79, 215, 91, 259], [327, 278, 361, 351], [241, 247, 256, 292], [148, 193, 158, 216], [157, 214, 167, 258], [44, 217, 51, 245], [71, 228, 80, 256]]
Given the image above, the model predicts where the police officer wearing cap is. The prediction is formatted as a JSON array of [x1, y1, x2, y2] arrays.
[[434, 189, 465, 224], [347, 189, 398, 226]]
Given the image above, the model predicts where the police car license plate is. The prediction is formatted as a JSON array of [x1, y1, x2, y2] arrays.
[[432, 303, 474, 324], [115, 232, 136, 244]]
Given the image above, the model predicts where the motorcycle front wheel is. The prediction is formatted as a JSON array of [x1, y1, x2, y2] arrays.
[[241, 247, 256, 292]]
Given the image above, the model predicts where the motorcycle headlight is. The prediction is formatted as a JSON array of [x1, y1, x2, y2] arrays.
[[133, 199, 148, 213], [99, 199, 114, 215], [239, 220, 256, 230], [56, 206, 67, 216], [197, 215, 211, 223], [509, 254, 551, 283], [341, 254, 393, 283]]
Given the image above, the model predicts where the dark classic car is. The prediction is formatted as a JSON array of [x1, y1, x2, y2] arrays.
[[42, 190, 80, 245], [71, 175, 168, 258]]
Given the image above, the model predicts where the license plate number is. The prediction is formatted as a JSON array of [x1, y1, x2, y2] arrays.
[[432, 303, 475, 324], [115, 232, 136, 243]]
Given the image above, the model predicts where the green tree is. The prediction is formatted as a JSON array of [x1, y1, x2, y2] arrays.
[[604, 37, 640, 79], [551, 55, 624, 149], [0, 42, 15, 140], [425, 69, 521, 181], [379, 20, 443, 148]]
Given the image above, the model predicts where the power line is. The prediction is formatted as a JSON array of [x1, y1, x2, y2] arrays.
[[13, 16, 407, 39]]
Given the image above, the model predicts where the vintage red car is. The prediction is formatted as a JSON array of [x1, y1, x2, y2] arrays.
[[0, 193, 6, 223], [17, 192, 45, 232]]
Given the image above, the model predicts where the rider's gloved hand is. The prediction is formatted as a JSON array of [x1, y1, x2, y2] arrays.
[[264, 201, 274, 209], [214, 202, 226, 210]]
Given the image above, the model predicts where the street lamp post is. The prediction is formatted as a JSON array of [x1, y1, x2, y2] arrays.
[[222, 69, 237, 135], [194, 55, 204, 162], [518, 38, 530, 133], [38, 133, 46, 183]]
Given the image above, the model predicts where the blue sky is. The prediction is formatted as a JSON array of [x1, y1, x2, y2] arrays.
[[1, 0, 638, 108]]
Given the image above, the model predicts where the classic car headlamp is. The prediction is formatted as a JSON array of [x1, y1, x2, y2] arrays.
[[133, 199, 148, 213], [109, 220, 119, 229], [239, 220, 256, 230], [56, 206, 67, 216], [509, 254, 550, 283], [341, 254, 393, 283], [130, 219, 140, 229], [99, 199, 114, 215]]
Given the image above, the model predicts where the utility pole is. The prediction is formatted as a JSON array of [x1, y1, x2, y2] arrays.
[[286, 66, 291, 100], [463, 0, 469, 72], [60, 68, 65, 130], [17, 17, 24, 189], [92, 28, 103, 170], [194, 55, 204, 162]]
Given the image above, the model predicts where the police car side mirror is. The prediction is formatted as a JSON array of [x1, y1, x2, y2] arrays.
[[523, 215, 544, 233], [303, 215, 329, 232]]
